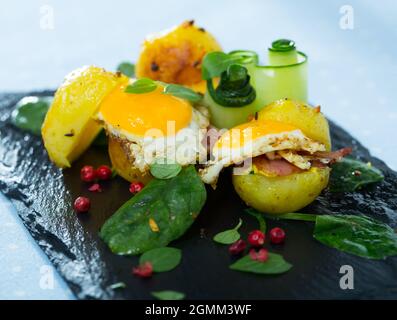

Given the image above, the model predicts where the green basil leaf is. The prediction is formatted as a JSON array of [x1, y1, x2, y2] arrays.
[[140, 247, 181, 272], [100, 166, 206, 255], [117, 62, 135, 78], [124, 78, 157, 94], [230, 252, 292, 274], [202, 52, 242, 80], [151, 290, 185, 300], [11, 96, 53, 135], [314, 214, 397, 259], [150, 163, 182, 179], [245, 208, 267, 233], [329, 158, 384, 192], [213, 219, 242, 244], [163, 84, 202, 102]]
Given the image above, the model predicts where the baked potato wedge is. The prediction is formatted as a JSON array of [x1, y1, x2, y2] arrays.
[[42, 66, 127, 168], [136, 20, 222, 93], [108, 136, 152, 184]]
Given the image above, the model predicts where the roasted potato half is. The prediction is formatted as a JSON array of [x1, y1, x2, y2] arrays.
[[42, 66, 127, 168], [232, 99, 332, 214], [136, 20, 222, 93], [108, 136, 152, 184], [233, 167, 330, 214]]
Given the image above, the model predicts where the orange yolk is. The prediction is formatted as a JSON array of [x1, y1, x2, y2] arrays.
[[215, 120, 299, 149], [99, 84, 193, 137]]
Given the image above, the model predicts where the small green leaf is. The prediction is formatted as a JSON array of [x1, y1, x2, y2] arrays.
[[117, 62, 135, 77], [329, 158, 384, 192], [150, 162, 182, 180], [11, 96, 53, 135], [245, 209, 267, 233], [124, 78, 157, 94], [230, 252, 292, 274], [314, 214, 397, 259], [202, 52, 242, 80], [213, 219, 242, 244], [163, 84, 202, 102], [151, 290, 185, 300], [140, 247, 182, 272], [109, 282, 126, 290]]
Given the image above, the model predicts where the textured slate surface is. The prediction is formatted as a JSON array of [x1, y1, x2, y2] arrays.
[[0, 91, 396, 300]]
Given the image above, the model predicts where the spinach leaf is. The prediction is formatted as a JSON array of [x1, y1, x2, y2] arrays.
[[314, 214, 397, 259], [151, 290, 185, 300], [140, 247, 181, 272], [329, 158, 384, 192], [213, 219, 242, 244], [163, 84, 202, 103], [230, 252, 292, 274], [100, 166, 206, 255], [150, 162, 182, 179], [117, 62, 135, 78], [245, 208, 267, 233], [125, 78, 157, 94], [11, 96, 53, 135]]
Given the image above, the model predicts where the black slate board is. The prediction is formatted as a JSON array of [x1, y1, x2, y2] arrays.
[[1, 91, 397, 300]]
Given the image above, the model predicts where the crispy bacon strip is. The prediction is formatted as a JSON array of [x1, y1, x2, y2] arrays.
[[253, 155, 302, 177], [311, 147, 352, 164]]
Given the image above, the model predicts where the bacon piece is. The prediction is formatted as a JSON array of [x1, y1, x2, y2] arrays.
[[253, 155, 302, 177], [311, 147, 352, 164]]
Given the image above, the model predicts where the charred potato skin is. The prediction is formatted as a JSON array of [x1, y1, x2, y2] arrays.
[[233, 167, 330, 214], [136, 20, 222, 92], [108, 136, 152, 184]]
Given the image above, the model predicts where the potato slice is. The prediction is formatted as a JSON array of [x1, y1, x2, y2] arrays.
[[136, 20, 222, 93], [42, 66, 127, 168], [108, 136, 152, 184], [258, 99, 331, 151], [233, 167, 330, 214]]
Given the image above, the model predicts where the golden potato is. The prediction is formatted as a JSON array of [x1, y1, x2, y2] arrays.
[[233, 167, 330, 214], [42, 66, 127, 168], [108, 136, 152, 184], [258, 99, 331, 151], [136, 20, 222, 93]]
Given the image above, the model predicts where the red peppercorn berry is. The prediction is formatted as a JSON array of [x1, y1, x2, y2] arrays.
[[247, 230, 265, 247], [88, 183, 102, 193], [269, 227, 286, 244], [80, 165, 96, 182], [249, 248, 269, 262], [96, 165, 112, 180], [130, 181, 144, 194], [132, 262, 153, 278], [74, 196, 91, 213], [229, 239, 247, 255]]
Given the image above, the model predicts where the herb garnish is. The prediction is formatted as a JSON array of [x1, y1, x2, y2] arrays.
[[116, 62, 135, 78], [230, 252, 292, 275], [253, 210, 397, 260], [100, 166, 206, 255], [213, 219, 243, 244], [150, 162, 182, 180], [140, 247, 182, 272], [11, 96, 53, 135], [109, 282, 126, 290], [124, 79, 202, 102], [151, 290, 185, 300], [329, 158, 384, 192], [245, 208, 267, 233]]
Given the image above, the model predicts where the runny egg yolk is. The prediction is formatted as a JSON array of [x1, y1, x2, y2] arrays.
[[214, 119, 299, 150], [99, 84, 193, 137]]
